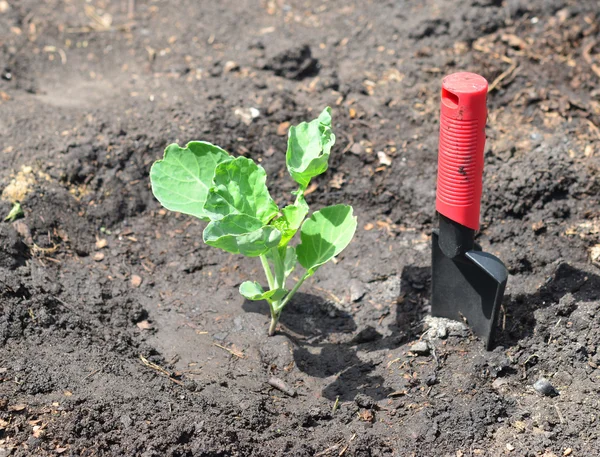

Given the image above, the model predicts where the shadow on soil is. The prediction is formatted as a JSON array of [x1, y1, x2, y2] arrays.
[[243, 266, 431, 401], [495, 262, 600, 348]]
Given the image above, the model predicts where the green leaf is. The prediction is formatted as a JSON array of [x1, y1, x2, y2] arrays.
[[283, 193, 309, 230], [239, 281, 286, 301], [150, 141, 231, 221], [297, 204, 357, 274], [286, 107, 335, 189], [203, 214, 281, 257], [204, 157, 279, 224], [270, 193, 309, 247], [4, 202, 23, 222]]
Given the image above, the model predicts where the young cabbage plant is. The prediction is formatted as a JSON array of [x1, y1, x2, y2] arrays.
[[150, 107, 357, 335]]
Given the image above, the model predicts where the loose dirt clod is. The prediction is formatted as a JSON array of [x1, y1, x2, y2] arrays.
[[409, 341, 430, 356]]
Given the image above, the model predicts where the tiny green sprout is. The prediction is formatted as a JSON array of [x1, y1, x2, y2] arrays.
[[4, 202, 23, 222], [150, 107, 357, 335]]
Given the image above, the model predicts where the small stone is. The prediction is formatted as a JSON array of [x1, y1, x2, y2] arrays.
[[212, 332, 228, 341], [410, 341, 430, 356], [234, 107, 260, 125], [533, 378, 559, 397], [93, 252, 105, 261], [223, 61, 239, 73], [377, 151, 392, 166], [130, 275, 143, 288], [0, 1, 9, 13], [564, 448, 572, 456], [349, 143, 363, 155]]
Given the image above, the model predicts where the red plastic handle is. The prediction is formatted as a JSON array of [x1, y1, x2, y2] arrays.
[[436, 72, 488, 231]]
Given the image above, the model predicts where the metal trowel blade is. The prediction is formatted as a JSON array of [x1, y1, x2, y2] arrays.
[[431, 231, 509, 349]]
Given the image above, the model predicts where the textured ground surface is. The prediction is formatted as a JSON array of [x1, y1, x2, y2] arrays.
[[1, 0, 600, 455]]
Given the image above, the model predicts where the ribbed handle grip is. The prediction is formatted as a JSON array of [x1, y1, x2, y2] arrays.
[[436, 72, 488, 231]]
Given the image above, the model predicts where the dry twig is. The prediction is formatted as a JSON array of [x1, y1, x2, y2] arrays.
[[139, 355, 183, 385], [213, 343, 245, 358]]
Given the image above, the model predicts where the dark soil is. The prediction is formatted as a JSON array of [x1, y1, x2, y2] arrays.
[[1, 0, 600, 455]]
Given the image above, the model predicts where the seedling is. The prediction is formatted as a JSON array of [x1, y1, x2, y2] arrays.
[[4, 202, 23, 222], [150, 108, 357, 335]]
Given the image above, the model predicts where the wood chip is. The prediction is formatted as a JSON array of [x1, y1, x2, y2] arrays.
[[277, 121, 290, 136], [136, 320, 153, 330], [268, 377, 297, 397], [304, 182, 318, 196], [8, 404, 27, 412], [131, 275, 143, 288]]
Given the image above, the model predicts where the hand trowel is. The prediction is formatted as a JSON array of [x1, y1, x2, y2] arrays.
[[431, 72, 509, 350]]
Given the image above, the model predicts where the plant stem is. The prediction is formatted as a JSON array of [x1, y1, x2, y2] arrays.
[[268, 308, 280, 336], [264, 247, 287, 336], [260, 254, 275, 290], [271, 247, 285, 290], [274, 271, 310, 313]]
